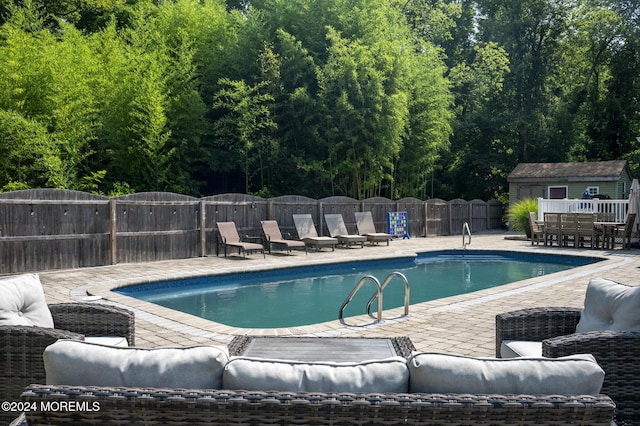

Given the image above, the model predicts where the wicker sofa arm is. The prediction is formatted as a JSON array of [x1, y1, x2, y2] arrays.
[[0, 327, 84, 424], [19, 384, 616, 425], [543, 330, 640, 424], [49, 303, 135, 346], [495, 307, 581, 356]]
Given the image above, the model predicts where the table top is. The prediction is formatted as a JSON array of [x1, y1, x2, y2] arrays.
[[228, 336, 415, 362]]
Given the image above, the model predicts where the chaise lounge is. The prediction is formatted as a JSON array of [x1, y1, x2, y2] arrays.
[[216, 221, 265, 258], [355, 211, 392, 245], [260, 220, 307, 254], [292, 214, 338, 251], [324, 213, 367, 248]]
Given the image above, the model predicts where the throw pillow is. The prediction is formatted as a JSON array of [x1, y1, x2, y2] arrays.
[[408, 352, 604, 395], [576, 278, 640, 332], [44, 340, 229, 389], [0, 273, 54, 327]]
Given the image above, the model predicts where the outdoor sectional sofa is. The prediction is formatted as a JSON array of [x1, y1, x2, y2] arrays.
[[11, 338, 615, 425]]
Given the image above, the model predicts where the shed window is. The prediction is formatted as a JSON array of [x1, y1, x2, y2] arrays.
[[548, 186, 568, 199]]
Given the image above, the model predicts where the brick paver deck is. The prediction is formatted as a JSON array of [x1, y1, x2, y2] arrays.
[[35, 232, 639, 357]]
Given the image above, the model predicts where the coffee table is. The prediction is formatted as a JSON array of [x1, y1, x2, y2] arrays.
[[228, 335, 415, 362]]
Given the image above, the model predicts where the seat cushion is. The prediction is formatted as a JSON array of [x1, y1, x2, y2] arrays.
[[408, 352, 604, 395], [0, 273, 54, 328], [576, 278, 640, 332], [500, 340, 542, 358], [223, 356, 409, 393], [44, 340, 229, 389]]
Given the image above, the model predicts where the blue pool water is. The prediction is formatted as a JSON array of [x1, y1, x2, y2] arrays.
[[117, 250, 600, 328]]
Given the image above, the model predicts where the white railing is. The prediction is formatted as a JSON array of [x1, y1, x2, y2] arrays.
[[537, 198, 628, 223]]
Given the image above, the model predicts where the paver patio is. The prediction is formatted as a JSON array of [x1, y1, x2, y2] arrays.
[[36, 232, 639, 357]]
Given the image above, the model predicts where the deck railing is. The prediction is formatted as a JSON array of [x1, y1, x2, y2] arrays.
[[537, 198, 628, 223]]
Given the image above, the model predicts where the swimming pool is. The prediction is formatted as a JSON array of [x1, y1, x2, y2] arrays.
[[117, 250, 600, 328]]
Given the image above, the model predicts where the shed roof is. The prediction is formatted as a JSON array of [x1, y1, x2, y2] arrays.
[[508, 160, 630, 182]]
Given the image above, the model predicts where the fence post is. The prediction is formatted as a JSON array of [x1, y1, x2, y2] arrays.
[[109, 199, 117, 265], [199, 199, 206, 257]]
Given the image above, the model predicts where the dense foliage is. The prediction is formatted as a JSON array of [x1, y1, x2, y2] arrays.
[[0, 0, 638, 201]]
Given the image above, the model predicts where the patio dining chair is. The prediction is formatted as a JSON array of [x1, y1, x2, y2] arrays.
[[613, 213, 636, 250], [528, 212, 544, 245]]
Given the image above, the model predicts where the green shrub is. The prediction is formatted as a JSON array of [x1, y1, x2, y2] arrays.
[[507, 198, 538, 237]]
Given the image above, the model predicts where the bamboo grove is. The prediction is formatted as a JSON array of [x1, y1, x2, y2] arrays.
[[0, 0, 638, 201]]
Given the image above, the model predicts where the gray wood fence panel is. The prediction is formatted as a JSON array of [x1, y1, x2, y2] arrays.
[[426, 199, 450, 236], [470, 200, 488, 232], [450, 199, 470, 235], [396, 198, 425, 237], [0, 190, 111, 271]]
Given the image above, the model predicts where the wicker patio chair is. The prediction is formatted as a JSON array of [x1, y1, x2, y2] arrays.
[[496, 306, 640, 425], [1, 303, 135, 424]]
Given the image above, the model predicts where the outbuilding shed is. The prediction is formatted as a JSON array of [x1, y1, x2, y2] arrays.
[[508, 160, 633, 204]]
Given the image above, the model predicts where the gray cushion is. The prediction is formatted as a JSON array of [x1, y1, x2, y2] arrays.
[[576, 278, 640, 332], [223, 356, 409, 393], [44, 340, 229, 389], [0, 273, 54, 327], [500, 340, 542, 358], [408, 352, 604, 395]]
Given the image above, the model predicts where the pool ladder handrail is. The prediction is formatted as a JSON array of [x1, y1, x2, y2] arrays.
[[462, 222, 471, 249], [338, 272, 410, 322], [366, 272, 410, 318], [339, 275, 383, 322]]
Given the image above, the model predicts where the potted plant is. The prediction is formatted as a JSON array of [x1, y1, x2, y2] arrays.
[[507, 198, 538, 238]]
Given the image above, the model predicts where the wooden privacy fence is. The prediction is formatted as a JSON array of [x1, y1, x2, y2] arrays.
[[0, 189, 505, 273]]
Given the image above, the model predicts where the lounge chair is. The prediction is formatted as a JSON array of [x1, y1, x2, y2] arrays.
[[260, 220, 307, 255], [355, 211, 392, 246], [324, 214, 367, 248], [216, 222, 265, 258], [292, 214, 338, 251]]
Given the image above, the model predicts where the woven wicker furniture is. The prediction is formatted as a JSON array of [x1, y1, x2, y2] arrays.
[[496, 306, 640, 425], [1, 303, 135, 424], [11, 334, 617, 425], [13, 385, 614, 425]]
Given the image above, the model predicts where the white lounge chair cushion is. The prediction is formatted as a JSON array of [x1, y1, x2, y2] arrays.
[[500, 340, 542, 358], [44, 340, 229, 389], [0, 273, 54, 328], [223, 356, 409, 393], [408, 352, 604, 395], [576, 278, 640, 332]]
